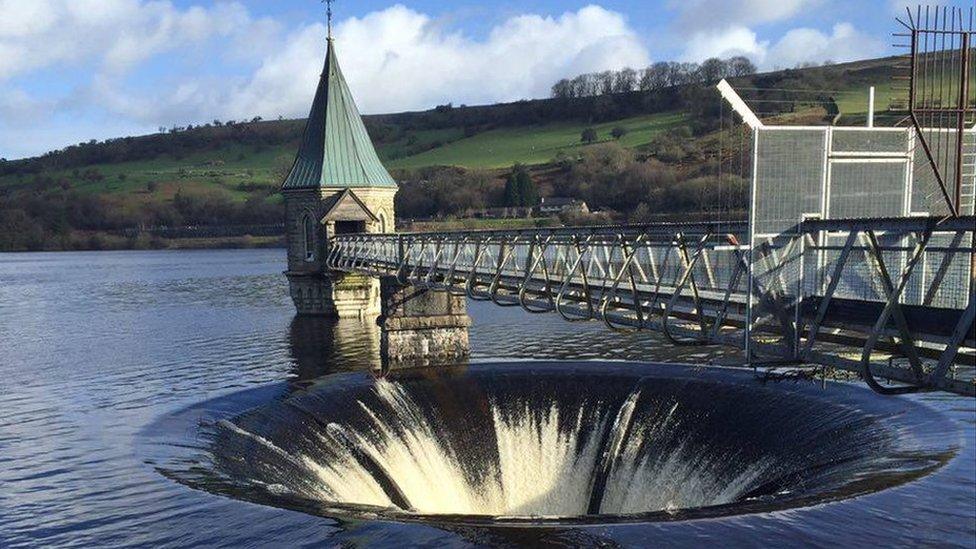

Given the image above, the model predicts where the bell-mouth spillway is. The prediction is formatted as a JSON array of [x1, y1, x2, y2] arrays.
[[157, 362, 958, 526]]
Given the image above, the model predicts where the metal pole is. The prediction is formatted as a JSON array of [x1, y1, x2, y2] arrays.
[[745, 127, 760, 364], [867, 86, 875, 128], [954, 32, 969, 214]]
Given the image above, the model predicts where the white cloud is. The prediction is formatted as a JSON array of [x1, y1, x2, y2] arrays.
[[86, 4, 651, 125], [0, 3, 653, 158], [229, 4, 651, 118], [0, 0, 260, 80], [0, 87, 48, 124], [764, 23, 885, 68], [672, 0, 885, 70], [680, 21, 884, 71], [681, 26, 768, 62], [673, 0, 820, 30]]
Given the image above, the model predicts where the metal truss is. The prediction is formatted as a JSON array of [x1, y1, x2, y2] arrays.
[[329, 216, 975, 396], [773, 216, 975, 396]]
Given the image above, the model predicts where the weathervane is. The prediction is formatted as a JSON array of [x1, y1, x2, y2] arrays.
[[322, 0, 334, 39]]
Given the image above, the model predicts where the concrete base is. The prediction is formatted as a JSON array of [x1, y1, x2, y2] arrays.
[[379, 276, 470, 366], [287, 272, 380, 319]]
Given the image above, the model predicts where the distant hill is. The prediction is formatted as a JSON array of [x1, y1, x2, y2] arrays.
[[0, 55, 909, 252]]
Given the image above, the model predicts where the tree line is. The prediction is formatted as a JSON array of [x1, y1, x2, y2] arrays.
[[551, 56, 757, 100], [392, 142, 748, 223], [0, 181, 282, 251], [1, 119, 304, 178]]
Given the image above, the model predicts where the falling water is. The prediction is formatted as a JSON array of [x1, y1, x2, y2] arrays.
[[208, 377, 827, 517], [192, 363, 951, 522]]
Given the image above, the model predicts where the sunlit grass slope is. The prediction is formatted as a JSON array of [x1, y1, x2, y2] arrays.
[[388, 112, 689, 169]]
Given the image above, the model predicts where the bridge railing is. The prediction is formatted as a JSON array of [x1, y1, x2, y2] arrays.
[[328, 222, 752, 344], [328, 216, 975, 396], [767, 216, 975, 395]]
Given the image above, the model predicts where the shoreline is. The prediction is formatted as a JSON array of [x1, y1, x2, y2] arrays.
[[0, 234, 285, 253]]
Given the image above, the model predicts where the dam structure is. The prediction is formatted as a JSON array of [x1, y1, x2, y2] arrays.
[[282, 21, 975, 396]]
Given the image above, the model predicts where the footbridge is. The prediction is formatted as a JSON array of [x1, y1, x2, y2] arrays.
[[328, 216, 975, 396]]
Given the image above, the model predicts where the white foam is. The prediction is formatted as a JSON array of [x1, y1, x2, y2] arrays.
[[224, 380, 770, 517]]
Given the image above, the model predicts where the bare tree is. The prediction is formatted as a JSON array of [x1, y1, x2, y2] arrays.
[[551, 79, 573, 99], [727, 56, 757, 77], [674, 63, 700, 85], [552, 54, 759, 100], [614, 68, 638, 93], [698, 58, 728, 82], [571, 74, 595, 97], [640, 62, 671, 90], [597, 71, 615, 95]]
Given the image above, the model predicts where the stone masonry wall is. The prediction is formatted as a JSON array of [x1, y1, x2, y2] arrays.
[[379, 276, 470, 366], [284, 187, 396, 318], [283, 189, 325, 273], [324, 187, 396, 234]]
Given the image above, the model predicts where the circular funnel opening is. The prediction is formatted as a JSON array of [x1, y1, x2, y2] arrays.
[[176, 363, 955, 524]]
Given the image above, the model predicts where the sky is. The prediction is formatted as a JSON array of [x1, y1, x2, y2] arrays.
[[0, 0, 922, 159]]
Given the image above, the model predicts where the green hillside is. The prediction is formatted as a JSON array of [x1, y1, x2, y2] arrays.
[[387, 112, 689, 169], [0, 113, 698, 231], [0, 112, 689, 192], [0, 54, 919, 251]]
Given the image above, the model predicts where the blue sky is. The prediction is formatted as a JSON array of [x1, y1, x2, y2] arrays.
[[0, 0, 917, 159]]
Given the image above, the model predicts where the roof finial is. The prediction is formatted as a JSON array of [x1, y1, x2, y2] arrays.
[[323, 0, 334, 40]]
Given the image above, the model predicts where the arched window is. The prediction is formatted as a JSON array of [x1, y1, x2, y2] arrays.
[[378, 212, 387, 233], [302, 214, 315, 261]]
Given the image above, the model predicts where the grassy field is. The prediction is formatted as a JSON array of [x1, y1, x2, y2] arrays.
[[831, 69, 976, 124], [0, 110, 689, 216], [377, 127, 467, 162], [0, 143, 285, 197], [388, 112, 688, 169]]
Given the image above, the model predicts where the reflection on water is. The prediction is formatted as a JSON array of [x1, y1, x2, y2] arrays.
[[288, 315, 382, 380], [0, 249, 973, 548]]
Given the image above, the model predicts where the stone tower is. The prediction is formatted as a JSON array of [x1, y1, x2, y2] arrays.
[[281, 36, 397, 318]]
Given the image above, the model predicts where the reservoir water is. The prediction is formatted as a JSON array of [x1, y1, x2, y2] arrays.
[[1, 249, 974, 547]]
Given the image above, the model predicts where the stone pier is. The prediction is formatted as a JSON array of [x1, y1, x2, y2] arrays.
[[378, 276, 470, 366], [286, 271, 381, 319]]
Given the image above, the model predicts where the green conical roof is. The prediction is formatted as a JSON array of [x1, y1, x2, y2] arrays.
[[281, 39, 396, 190]]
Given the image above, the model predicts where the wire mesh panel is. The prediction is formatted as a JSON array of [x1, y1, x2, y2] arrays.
[[750, 126, 951, 229], [747, 233, 804, 357], [828, 162, 909, 218], [831, 128, 911, 154], [747, 123, 973, 363], [909, 230, 975, 309], [753, 128, 826, 235], [911, 129, 976, 216]]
